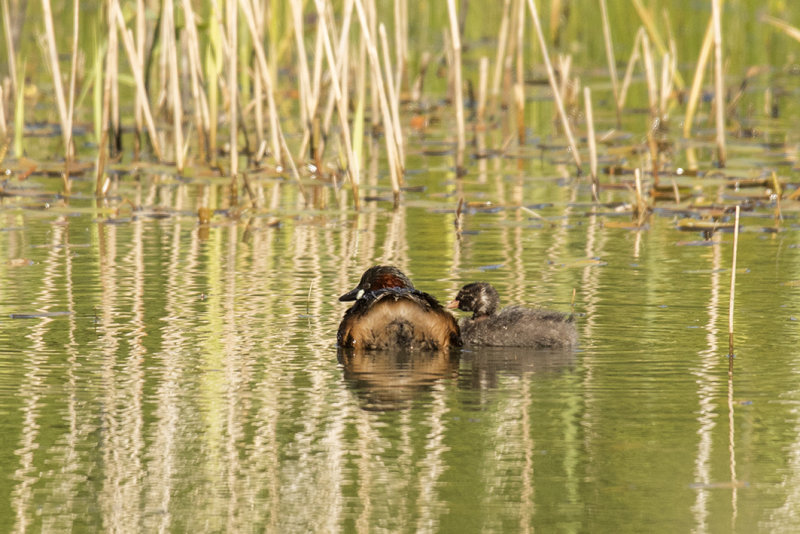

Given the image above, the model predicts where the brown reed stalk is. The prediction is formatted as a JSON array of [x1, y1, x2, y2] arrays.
[[762, 14, 800, 42], [354, 0, 402, 198], [556, 54, 572, 114], [64, 0, 79, 193], [181, 0, 211, 161], [447, 0, 466, 173], [671, 178, 680, 203], [525, 0, 582, 172], [2, 0, 17, 98], [40, 0, 71, 157], [618, 27, 643, 110], [772, 171, 783, 224], [111, 0, 163, 161], [641, 32, 658, 118], [514, 0, 525, 145], [683, 18, 713, 138], [379, 24, 405, 164], [728, 205, 740, 356], [583, 86, 599, 202], [164, 0, 185, 173], [647, 125, 659, 187], [491, 0, 512, 102], [712, 0, 727, 167], [95, 6, 116, 196], [0, 86, 6, 139], [134, 0, 144, 156], [13, 69, 22, 157], [632, 0, 686, 90], [477, 56, 489, 123], [311, 20, 325, 112], [633, 168, 648, 227], [393, 0, 408, 94], [659, 52, 672, 119], [314, 0, 361, 208], [315, 0, 355, 165], [289, 0, 314, 140], [238, 0, 282, 167], [227, 0, 238, 179], [599, 0, 621, 128], [366, 0, 380, 131]]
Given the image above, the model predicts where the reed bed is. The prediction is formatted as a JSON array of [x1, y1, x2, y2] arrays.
[[0, 0, 794, 215]]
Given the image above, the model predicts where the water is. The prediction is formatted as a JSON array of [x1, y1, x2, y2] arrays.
[[1, 155, 800, 532], [3, 1, 800, 529]]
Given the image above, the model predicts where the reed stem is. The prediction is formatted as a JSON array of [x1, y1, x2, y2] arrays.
[[583, 86, 599, 202], [353, 0, 402, 198], [447, 0, 466, 174], [712, 0, 727, 166], [641, 32, 658, 119], [618, 28, 643, 110], [0, 86, 6, 139], [524, 0, 582, 172], [165, 0, 185, 173], [379, 24, 405, 164], [64, 0, 79, 192], [477, 56, 489, 124], [134, 0, 145, 156], [728, 205, 740, 356], [599, 0, 621, 128], [491, 0, 512, 104], [315, 0, 361, 208], [228, 0, 238, 179], [111, 0, 163, 161], [1, 0, 17, 98], [40, 0, 71, 157]]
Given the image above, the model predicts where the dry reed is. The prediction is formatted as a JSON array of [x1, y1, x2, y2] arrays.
[[64, 0, 80, 192], [525, 0, 582, 172], [583, 87, 599, 202], [491, 0, 512, 103], [641, 32, 658, 118], [618, 28, 643, 110], [447, 0, 466, 173], [514, 0, 525, 145], [379, 24, 405, 165], [728, 205, 740, 356], [315, 0, 361, 207], [228, 0, 238, 179], [111, 0, 163, 161], [2, 0, 17, 98], [599, 0, 621, 127], [712, 0, 727, 166], [40, 0, 71, 157], [683, 18, 713, 138], [477, 56, 489, 124], [165, 0, 185, 173], [354, 0, 402, 198], [0, 86, 6, 139]]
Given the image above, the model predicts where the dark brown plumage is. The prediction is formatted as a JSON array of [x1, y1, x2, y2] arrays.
[[337, 266, 460, 351], [447, 282, 577, 349]]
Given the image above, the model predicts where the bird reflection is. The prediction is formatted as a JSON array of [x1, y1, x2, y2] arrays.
[[456, 346, 576, 390], [338, 348, 460, 411]]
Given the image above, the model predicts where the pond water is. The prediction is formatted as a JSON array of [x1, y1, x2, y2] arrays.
[[3, 0, 800, 530], [2, 133, 800, 532]]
